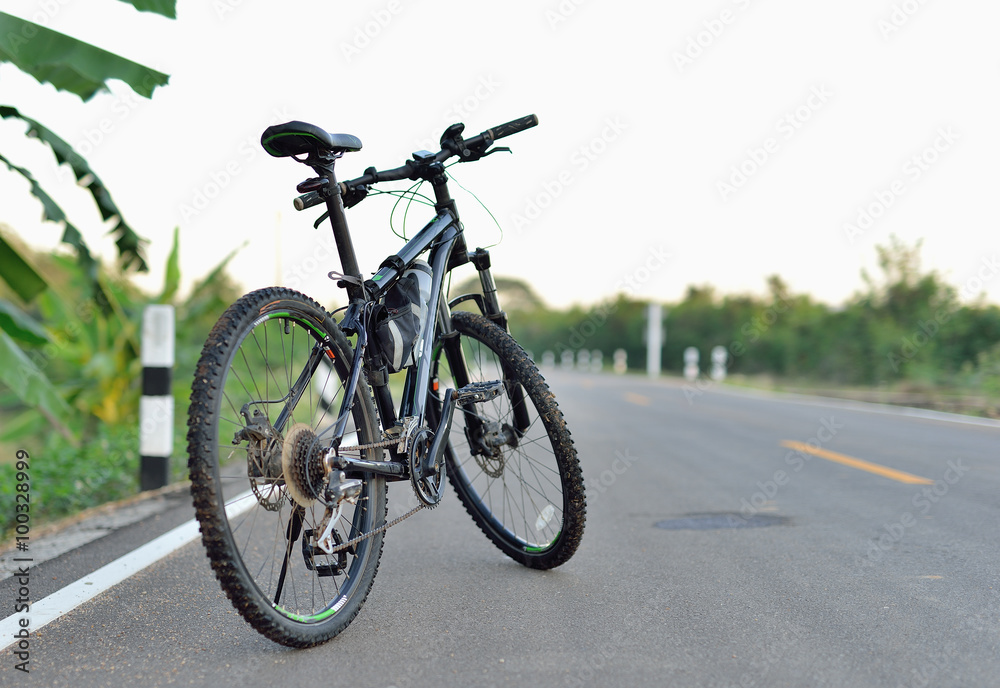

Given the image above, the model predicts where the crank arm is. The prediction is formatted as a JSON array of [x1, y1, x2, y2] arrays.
[[423, 388, 458, 479], [423, 381, 505, 478]]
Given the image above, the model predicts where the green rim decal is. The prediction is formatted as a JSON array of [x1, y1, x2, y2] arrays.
[[525, 530, 560, 553], [268, 312, 325, 338], [275, 594, 348, 623], [275, 605, 338, 623]]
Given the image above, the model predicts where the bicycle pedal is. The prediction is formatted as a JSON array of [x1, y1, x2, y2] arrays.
[[454, 380, 504, 404]]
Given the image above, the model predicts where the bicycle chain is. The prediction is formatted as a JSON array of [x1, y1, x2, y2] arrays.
[[338, 436, 403, 454], [319, 436, 426, 554], [324, 501, 425, 554]]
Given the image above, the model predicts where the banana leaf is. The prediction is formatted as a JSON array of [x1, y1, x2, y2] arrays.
[[0, 107, 149, 273], [0, 11, 169, 101], [0, 232, 47, 302], [0, 299, 49, 346], [159, 226, 180, 303], [119, 0, 177, 18], [0, 329, 77, 441]]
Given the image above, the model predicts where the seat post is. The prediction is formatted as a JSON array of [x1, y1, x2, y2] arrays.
[[320, 166, 365, 302]]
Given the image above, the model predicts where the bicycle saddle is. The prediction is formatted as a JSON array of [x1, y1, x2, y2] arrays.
[[261, 121, 362, 158]]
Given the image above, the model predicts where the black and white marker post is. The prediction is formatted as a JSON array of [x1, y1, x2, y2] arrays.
[[140, 305, 174, 491]]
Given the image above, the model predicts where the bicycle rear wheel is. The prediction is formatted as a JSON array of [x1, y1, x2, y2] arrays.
[[187, 287, 386, 647], [431, 310, 586, 569]]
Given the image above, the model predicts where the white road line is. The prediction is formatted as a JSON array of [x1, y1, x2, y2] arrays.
[[0, 491, 256, 652], [0, 496, 176, 581]]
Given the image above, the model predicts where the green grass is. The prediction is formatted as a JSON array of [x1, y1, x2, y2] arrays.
[[0, 422, 140, 537]]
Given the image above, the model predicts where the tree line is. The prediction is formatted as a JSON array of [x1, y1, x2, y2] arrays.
[[496, 237, 1000, 392]]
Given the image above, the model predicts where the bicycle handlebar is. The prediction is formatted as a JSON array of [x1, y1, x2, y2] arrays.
[[293, 115, 537, 211]]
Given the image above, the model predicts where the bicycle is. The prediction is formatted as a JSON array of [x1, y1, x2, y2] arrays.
[[186, 114, 587, 647]]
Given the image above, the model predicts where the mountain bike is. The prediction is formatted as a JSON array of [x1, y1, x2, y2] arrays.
[[186, 114, 586, 647]]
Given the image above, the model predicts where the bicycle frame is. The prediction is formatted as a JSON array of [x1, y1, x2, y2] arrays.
[[303, 159, 501, 477], [339, 208, 462, 434]]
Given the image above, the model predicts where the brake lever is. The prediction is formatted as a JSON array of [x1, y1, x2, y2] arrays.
[[481, 146, 512, 158], [459, 145, 511, 162]]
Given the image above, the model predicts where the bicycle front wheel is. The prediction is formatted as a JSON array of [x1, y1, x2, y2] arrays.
[[431, 310, 586, 569], [187, 287, 386, 647]]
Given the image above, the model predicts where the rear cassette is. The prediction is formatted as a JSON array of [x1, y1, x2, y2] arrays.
[[281, 423, 327, 507]]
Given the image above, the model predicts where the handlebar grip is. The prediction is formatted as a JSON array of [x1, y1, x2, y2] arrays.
[[294, 191, 324, 211], [486, 114, 538, 141]]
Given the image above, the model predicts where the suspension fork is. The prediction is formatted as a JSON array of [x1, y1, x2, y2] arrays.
[[469, 248, 507, 330], [463, 248, 532, 437]]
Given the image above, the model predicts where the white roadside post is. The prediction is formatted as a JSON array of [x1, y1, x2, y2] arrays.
[[710, 345, 728, 381], [613, 348, 628, 374], [590, 349, 603, 373], [684, 347, 700, 381], [140, 305, 175, 491], [646, 302, 663, 378]]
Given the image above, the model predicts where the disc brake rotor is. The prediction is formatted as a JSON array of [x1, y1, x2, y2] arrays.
[[471, 420, 511, 478], [237, 416, 285, 512]]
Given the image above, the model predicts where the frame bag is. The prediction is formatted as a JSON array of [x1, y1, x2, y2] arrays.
[[373, 273, 422, 373]]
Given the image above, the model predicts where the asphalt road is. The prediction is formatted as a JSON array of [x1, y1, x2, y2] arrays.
[[2, 370, 999, 687]]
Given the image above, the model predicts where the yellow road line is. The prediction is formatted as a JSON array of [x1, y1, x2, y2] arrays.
[[624, 392, 651, 406], [780, 440, 933, 485]]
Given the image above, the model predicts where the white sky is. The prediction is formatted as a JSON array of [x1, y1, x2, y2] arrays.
[[2, 0, 999, 310]]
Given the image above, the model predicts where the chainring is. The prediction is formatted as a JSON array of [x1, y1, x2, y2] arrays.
[[408, 428, 445, 507]]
